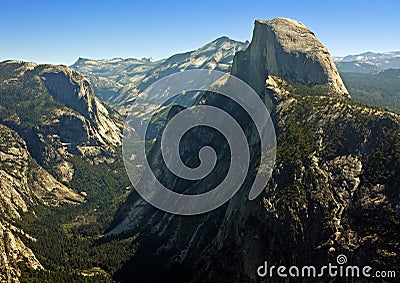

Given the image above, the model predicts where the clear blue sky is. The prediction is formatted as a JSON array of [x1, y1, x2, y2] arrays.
[[1, 0, 399, 65]]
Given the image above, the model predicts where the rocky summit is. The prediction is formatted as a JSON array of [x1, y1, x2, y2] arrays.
[[232, 18, 349, 97]]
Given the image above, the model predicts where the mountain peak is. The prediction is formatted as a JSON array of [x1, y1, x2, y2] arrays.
[[232, 18, 349, 97], [211, 35, 231, 42], [256, 17, 307, 29]]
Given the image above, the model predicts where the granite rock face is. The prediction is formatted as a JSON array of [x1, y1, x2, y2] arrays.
[[108, 18, 399, 282], [40, 65, 122, 147], [0, 61, 122, 166], [0, 123, 83, 282], [232, 18, 348, 97], [0, 61, 124, 281]]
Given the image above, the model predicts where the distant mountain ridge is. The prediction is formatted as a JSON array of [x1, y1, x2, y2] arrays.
[[334, 51, 400, 73], [71, 37, 248, 112], [330, 52, 400, 114], [71, 57, 161, 102], [72, 41, 400, 115]]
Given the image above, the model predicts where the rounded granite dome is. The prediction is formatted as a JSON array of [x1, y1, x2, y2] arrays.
[[232, 17, 349, 97]]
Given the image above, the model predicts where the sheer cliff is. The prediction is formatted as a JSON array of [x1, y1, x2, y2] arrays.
[[232, 18, 348, 97], [0, 61, 122, 166], [107, 19, 399, 282]]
